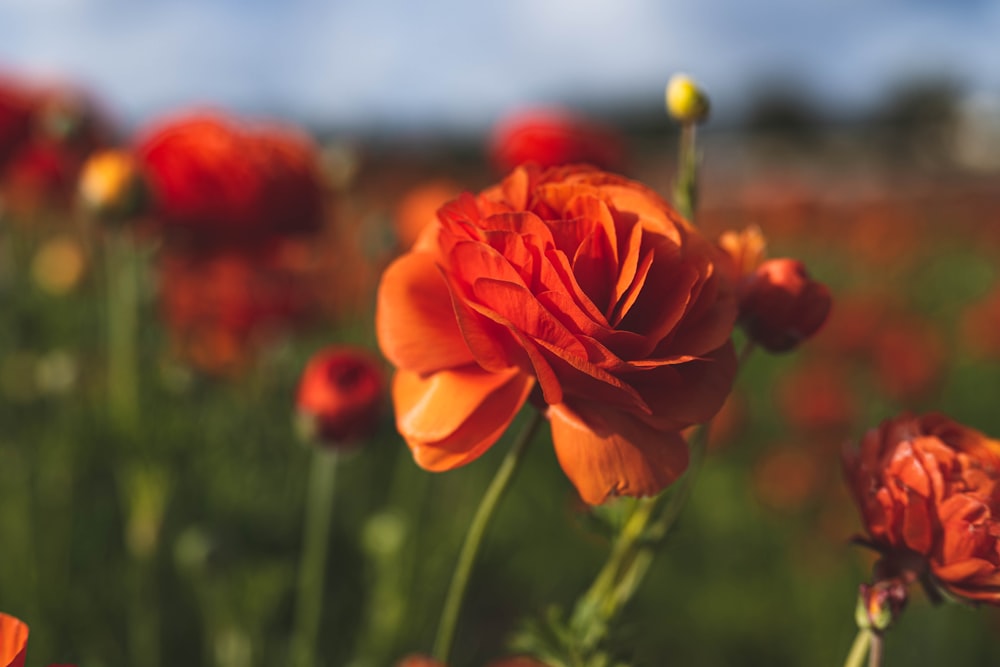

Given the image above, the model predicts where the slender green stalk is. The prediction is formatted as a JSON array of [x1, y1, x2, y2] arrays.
[[868, 633, 883, 667], [292, 448, 341, 667], [568, 339, 756, 652], [672, 123, 699, 222], [105, 229, 140, 436], [432, 409, 544, 663], [843, 629, 872, 667]]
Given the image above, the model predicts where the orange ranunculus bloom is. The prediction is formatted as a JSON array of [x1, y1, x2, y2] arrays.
[[0, 613, 27, 667], [489, 108, 625, 174], [843, 412, 1000, 604], [296, 346, 385, 447], [135, 112, 325, 243], [377, 164, 738, 505]]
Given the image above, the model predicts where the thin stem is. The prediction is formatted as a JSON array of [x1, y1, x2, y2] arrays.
[[105, 229, 140, 437], [843, 628, 872, 667], [432, 409, 544, 663], [672, 123, 699, 222], [291, 449, 340, 667], [868, 633, 883, 667]]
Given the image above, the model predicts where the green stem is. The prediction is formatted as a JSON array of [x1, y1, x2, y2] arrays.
[[105, 229, 140, 437], [868, 633, 883, 667], [569, 339, 756, 649], [843, 628, 872, 667], [291, 449, 340, 667], [673, 123, 699, 222], [432, 409, 544, 663]]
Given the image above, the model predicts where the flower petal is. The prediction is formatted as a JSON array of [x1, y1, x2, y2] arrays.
[[549, 401, 689, 505], [394, 366, 534, 471], [376, 252, 473, 374], [0, 613, 29, 667]]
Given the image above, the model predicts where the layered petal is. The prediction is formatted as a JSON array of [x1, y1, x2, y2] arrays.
[[394, 365, 534, 471], [549, 402, 689, 505]]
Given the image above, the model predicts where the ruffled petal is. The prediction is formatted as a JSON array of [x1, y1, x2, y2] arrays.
[[549, 401, 689, 505], [394, 366, 534, 471]]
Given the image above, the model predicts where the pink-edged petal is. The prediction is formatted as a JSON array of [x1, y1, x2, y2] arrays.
[[548, 401, 689, 505], [394, 366, 534, 471], [376, 252, 474, 374]]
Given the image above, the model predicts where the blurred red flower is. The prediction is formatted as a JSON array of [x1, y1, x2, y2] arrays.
[[489, 108, 624, 174], [843, 412, 1000, 603], [158, 240, 318, 374], [0, 75, 35, 171], [0, 75, 109, 219], [296, 346, 385, 447], [737, 258, 831, 353], [377, 164, 737, 504], [136, 112, 325, 244]]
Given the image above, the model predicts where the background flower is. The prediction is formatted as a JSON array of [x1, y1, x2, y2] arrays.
[[843, 412, 1000, 603]]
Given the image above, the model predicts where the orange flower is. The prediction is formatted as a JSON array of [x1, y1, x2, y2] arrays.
[[296, 347, 385, 447], [716, 225, 766, 282], [136, 112, 325, 244], [0, 613, 27, 667], [489, 108, 624, 173], [843, 412, 1000, 604], [0, 613, 73, 667], [377, 164, 737, 505], [737, 258, 831, 353]]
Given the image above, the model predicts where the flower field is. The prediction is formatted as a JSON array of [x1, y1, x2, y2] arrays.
[[1, 70, 999, 667]]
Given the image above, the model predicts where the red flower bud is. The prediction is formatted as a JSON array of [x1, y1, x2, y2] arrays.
[[296, 347, 385, 447], [738, 258, 831, 353]]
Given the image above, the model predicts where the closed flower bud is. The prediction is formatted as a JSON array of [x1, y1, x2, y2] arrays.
[[666, 74, 710, 125], [296, 347, 384, 448], [738, 258, 831, 353], [78, 148, 148, 223]]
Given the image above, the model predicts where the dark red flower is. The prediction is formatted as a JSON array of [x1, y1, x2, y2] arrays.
[[296, 347, 385, 447], [738, 258, 831, 353]]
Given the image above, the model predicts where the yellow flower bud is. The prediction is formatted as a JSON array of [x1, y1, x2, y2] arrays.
[[78, 148, 148, 223], [666, 74, 710, 125]]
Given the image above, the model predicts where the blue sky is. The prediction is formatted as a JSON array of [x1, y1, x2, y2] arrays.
[[1, 0, 999, 133]]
